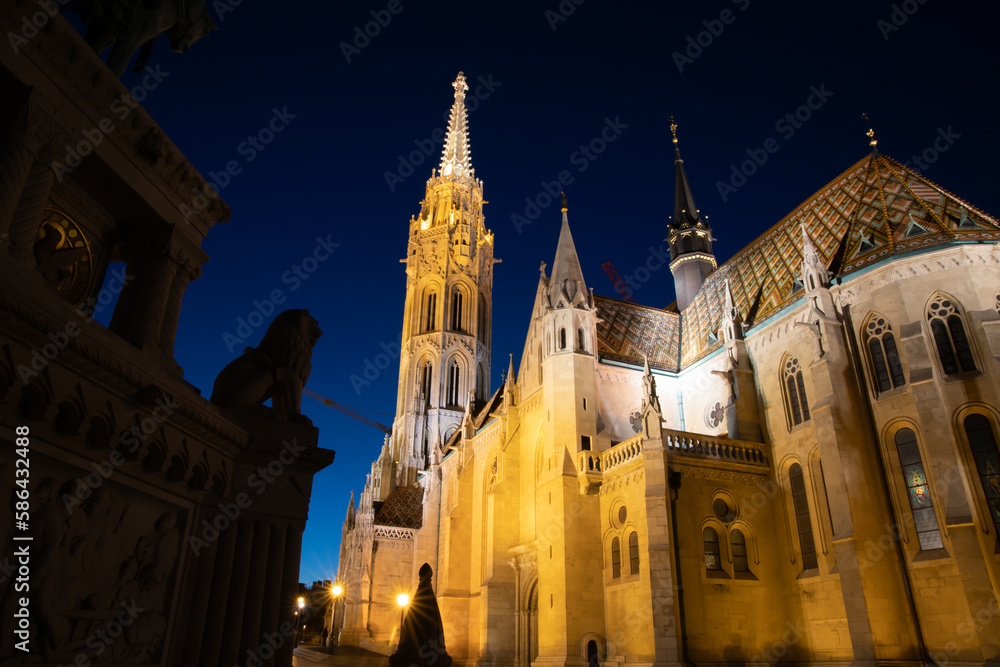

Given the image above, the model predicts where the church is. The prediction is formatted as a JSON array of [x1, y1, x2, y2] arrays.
[[333, 72, 1000, 665]]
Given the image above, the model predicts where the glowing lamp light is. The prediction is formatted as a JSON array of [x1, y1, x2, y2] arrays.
[[396, 593, 410, 608], [332, 585, 343, 597], [297, 597, 305, 609]]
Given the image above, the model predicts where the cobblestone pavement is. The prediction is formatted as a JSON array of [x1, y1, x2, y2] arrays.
[[292, 645, 387, 666]]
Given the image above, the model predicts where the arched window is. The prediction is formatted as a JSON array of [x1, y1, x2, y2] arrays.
[[963, 414, 1000, 537], [927, 294, 976, 374], [447, 361, 460, 407], [628, 531, 639, 575], [783, 356, 810, 428], [421, 361, 433, 405], [789, 463, 818, 570], [703, 527, 721, 571], [424, 291, 437, 332], [577, 327, 585, 351], [731, 529, 749, 572], [559, 327, 567, 350], [451, 288, 464, 331], [477, 293, 488, 346], [611, 537, 621, 578], [682, 235, 692, 253], [894, 428, 942, 550], [864, 314, 905, 393]]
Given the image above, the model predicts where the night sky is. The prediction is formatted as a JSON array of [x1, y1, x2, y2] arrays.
[[80, 0, 1000, 585]]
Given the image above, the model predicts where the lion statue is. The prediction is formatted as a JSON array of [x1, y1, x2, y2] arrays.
[[210, 310, 322, 421]]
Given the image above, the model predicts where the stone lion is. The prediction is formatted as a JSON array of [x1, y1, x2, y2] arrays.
[[210, 309, 322, 421]]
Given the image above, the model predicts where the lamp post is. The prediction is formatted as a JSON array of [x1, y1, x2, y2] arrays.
[[294, 596, 305, 648], [330, 584, 343, 651], [396, 593, 410, 649]]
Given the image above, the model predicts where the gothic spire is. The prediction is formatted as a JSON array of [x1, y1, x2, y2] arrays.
[[505, 354, 516, 389], [722, 278, 744, 343], [670, 116, 704, 230], [439, 72, 472, 178], [547, 192, 588, 304]]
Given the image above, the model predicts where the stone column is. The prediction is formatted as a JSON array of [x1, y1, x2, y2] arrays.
[[260, 521, 288, 666], [179, 506, 225, 665], [0, 133, 38, 246], [240, 521, 272, 661], [277, 523, 304, 667], [110, 225, 177, 352], [200, 517, 241, 666], [220, 521, 255, 667], [7, 151, 54, 261]]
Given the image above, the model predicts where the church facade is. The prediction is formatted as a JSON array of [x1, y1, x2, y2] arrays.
[[334, 73, 1000, 666]]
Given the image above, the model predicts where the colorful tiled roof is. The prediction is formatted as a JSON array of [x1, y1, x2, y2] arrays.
[[678, 152, 1000, 366], [373, 486, 423, 529], [595, 295, 681, 371]]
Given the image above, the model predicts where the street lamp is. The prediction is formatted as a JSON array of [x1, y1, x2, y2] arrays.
[[293, 596, 305, 647], [329, 584, 344, 650], [396, 593, 410, 648]]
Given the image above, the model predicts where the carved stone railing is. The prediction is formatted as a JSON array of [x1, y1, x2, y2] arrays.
[[373, 525, 415, 541], [663, 429, 769, 467], [602, 434, 644, 472]]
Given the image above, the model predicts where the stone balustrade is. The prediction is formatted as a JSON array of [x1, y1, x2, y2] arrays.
[[663, 429, 769, 466]]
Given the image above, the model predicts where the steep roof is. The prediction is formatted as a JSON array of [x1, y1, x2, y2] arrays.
[[548, 209, 588, 305], [372, 486, 424, 529], [594, 295, 681, 372], [678, 151, 1000, 366]]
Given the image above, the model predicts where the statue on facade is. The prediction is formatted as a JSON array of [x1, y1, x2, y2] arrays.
[[210, 309, 323, 421], [389, 563, 452, 667], [73, 0, 218, 76]]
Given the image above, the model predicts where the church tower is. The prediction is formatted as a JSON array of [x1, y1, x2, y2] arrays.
[[382, 72, 496, 495], [667, 118, 716, 310]]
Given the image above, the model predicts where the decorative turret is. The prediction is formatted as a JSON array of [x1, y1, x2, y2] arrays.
[[800, 223, 836, 321], [667, 117, 716, 310], [546, 193, 593, 309], [721, 279, 744, 349]]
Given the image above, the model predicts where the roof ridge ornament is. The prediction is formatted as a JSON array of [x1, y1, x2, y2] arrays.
[[862, 113, 879, 153]]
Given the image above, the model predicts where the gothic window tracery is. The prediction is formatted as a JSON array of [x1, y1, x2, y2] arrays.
[[864, 314, 905, 393], [926, 294, 976, 374], [447, 360, 461, 407], [628, 531, 639, 575], [451, 288, 464, 331], [782, 355, 810, 428], [611, 537, 621, 578], [730, 529, 749, 573], [424, 291, 437, 332]]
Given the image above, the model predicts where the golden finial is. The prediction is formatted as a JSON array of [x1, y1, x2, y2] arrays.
[[862, 113, 878, 150], [561, 191, 568, 212], [669, 115, 679, 145]]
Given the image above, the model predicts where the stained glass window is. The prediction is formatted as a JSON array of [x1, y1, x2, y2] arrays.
[[964, 415, 1000, 537], [783, 356, 810, 428], [703, 527, 721, 571], [731, 529, 749, 573], [895, 428, 942, 550], [927, 295, 976, 375], [865, 315, 906, 394], [789, 464, 819, 570]]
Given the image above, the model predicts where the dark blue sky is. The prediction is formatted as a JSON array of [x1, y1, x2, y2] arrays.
[[96, 0, 1000, 584]]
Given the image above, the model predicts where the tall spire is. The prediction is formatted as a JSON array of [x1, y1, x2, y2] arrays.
[[439, 72, 472, 178], [547, 192, 588, 304], [670, 116, 703, 230]]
